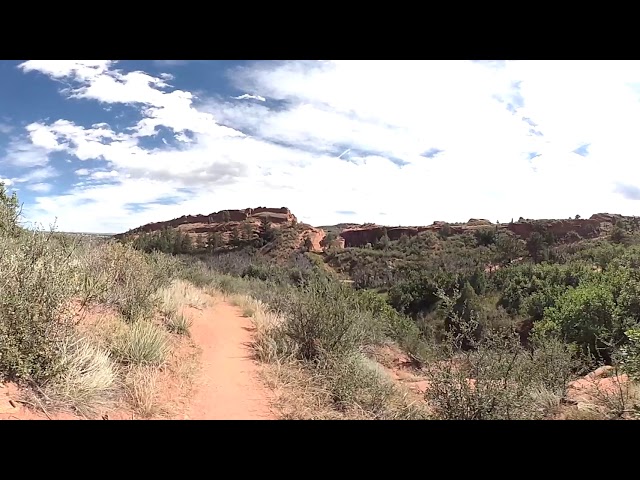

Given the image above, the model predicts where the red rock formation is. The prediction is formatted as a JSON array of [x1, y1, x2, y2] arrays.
[[302, 227, 326, 253], [505, 218, 601, 239], [337, 215, 621, 248], [125, 207, 297, 236]]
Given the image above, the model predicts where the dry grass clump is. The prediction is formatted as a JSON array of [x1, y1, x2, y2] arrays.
[[155, 278, 209, 314], [111, 320, 170, 366], [124, 365, 164, 418]]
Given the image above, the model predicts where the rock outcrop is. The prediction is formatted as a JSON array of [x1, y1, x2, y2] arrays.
[[118, 207, 331, 255], [130, 207, 296, 234], [336, 214, 638, 248], [505, 218, 601, 239]]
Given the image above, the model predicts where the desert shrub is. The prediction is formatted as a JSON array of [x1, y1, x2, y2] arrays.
[[280, 277, 370, 361], [0, 182, 21, 237], [44, 335, 118, 416], [474, 228, 497, 247], [423, 322, 574, 420], [620, 328, 640, 381], [165, 311, 192, 336], [538, 283, 620, 362], [124, 365, 162, 418], [324, 353, 424, 419], [79, 243, 172, 321], [0, 229, 78, 383]]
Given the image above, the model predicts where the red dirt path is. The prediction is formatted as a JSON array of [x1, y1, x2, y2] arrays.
[[0, 300, 275, 420], [178, 301, 275, 420]]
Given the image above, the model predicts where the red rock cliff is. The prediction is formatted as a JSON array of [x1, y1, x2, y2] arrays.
[[128, 207, 297, 235], [337, 215, 622, 248]]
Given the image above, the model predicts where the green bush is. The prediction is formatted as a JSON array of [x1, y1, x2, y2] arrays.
[[280, 277, 370, 361], [423, 323, 574, 420], [80, 243, 169, 321], [538, 283, 619, 362], [0, 229, 78, 382]]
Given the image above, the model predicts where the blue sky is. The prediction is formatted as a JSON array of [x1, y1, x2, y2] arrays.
[[3, 60, 640, 233]]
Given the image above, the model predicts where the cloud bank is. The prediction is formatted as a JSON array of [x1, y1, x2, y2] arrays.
[[6, 60, 640, 233]]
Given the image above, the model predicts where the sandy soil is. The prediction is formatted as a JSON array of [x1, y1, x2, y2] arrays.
[[177, 301, 275, 420]]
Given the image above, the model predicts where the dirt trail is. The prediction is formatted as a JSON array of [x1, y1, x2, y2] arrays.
[[178, 301, 275, 420], [1, 299, 275, 420]]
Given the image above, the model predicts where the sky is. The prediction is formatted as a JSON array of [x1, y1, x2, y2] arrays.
[[3, 60, 640, 233]]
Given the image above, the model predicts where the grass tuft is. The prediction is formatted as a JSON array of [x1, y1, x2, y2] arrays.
[[112, 320, 170, 366]]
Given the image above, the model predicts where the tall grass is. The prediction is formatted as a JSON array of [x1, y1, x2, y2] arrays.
[[112, 320, 170, 366]]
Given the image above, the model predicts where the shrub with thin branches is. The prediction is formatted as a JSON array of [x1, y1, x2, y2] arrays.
[[0, 229, 78, 383]]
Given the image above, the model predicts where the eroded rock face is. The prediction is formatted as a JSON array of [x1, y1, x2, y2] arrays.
[[130, 207, 296, 234], [118, 207, 332, 255], [505, 218, 601, 239], [336, 214, 625, 248]]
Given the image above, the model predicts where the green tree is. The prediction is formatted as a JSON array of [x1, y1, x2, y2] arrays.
[[494, 232, 525, 265], [377, 233, 390, 250], [539, 283, 617, 362], [242, 220, 254, 245], [526, 231, 546, 263], [474, 228, 496, 247], [439, 223, 452, 239], [180, 233, 193, 253], [230, 226, 241, 247], [304, 236, 314, 252], [0, 182, 20, 236], [206, 231, 224, 252], [610, 222, 626, 244], [324, 231, 337, 246]]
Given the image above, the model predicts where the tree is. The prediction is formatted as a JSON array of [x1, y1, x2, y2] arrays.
[[230, 226, 241, 247], [474, 228, 496, 247], [377, 233, 390, 250], [195, 235, 206, 252], [304, 236, 314, 252], [180, 233, 193, 253], [540, 283, 617, 362], [242, 220, 254, 244], [206, 231, 224, 252], [222, 210, 231, 223], [0, 182, 20, 236], [256, 216, 276, 247], [444, 281, 483, 348], [324, 231, 337, 246], [610, 222, 626, 244], [439, 223, 452, 239], [526, 231, 546, 263], [494, 233, 525, 265]]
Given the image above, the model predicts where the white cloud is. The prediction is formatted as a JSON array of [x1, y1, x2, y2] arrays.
[[153, 60, 189, 67], [12, 165, 59, 183], [1, 139, 51, 167], [232, 93, 266, 102], [17, 60, 640, 232], [26, 183, 53, 193], [18, 60, 113, 82]]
